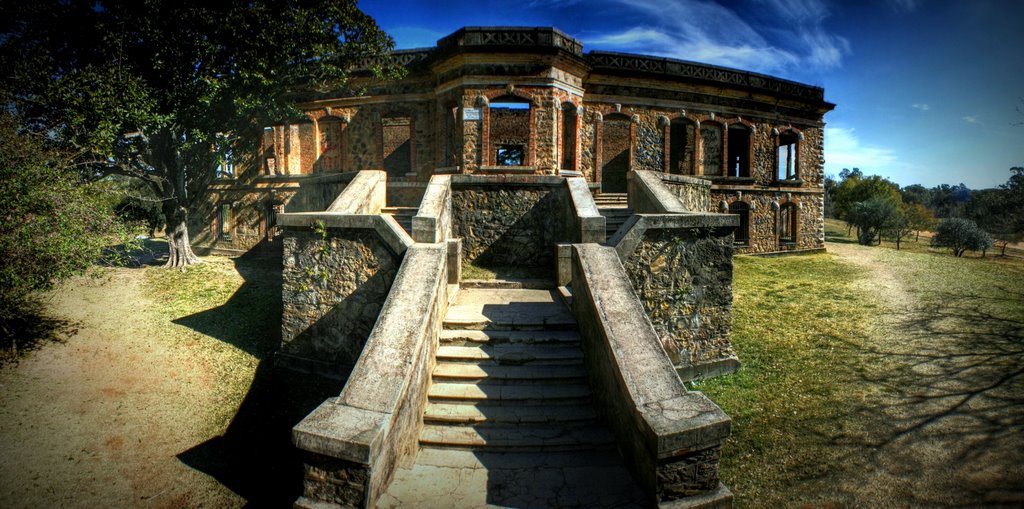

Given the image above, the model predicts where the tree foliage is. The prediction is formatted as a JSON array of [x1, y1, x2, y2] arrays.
[[931, 218, 993, 257], [846, 196, 898, 246], [0, 113, 135, 326], [1, 0, 398, 267]]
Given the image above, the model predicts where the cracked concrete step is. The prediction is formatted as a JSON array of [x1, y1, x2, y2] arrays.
[[428, 382, 592, 402], [439, 329, 581, 346], [432, 362, 586, 382], [436, 344, 583, 364], [424, 402, 597, 425], [419, 423, 615, 451], [442, 308, 577, 331]]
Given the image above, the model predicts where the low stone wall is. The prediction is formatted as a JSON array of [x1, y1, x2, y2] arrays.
[[614, 214, 740, 379], [450, 175, 571, 269], [571, 244, 733, 508], [293, 243, 449, 508], [628, 170, 689, 214], [659, 173, 712, 211]]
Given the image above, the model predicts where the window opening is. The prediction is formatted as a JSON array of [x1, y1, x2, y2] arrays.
[[729, 202, 750, 245], [489, 96, 531, 166], [777, 131, 799, 180], [219, 203, 233, 241], [727, 125, 750, 177], [779, 203, 797, 244], [496, 144, 525, 166]]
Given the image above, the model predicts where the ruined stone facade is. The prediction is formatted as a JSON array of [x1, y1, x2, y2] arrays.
[[193, 26, 833, 255]]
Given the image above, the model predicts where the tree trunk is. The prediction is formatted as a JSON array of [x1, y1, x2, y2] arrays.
[[162, 200, 202, 269]]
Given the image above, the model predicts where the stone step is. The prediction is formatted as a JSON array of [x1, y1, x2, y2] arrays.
[[428, 382, 592, 402], [423, 402, 597, 425], [419, 423, 615, 451], [437, 344, 583, 364], [432, 362, 586, 382], [439, 329, 581, 346], [443, 295, 577, 330]]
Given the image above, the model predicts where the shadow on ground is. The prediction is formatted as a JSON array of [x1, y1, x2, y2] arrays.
[[823, 284, 1024, 506], [172, 248, 347, 507]]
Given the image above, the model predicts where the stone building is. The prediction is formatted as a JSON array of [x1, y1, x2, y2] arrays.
[[193, 26, 834, 256]]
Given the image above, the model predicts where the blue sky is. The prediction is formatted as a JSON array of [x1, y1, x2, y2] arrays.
[[359, 0, 1024, 189]]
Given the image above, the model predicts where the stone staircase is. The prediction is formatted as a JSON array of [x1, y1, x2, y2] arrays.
[[422, 286, 614, 452], [378, 283, 645, 508], [593, 192, 633, 240], [381, 206, 417, 236]]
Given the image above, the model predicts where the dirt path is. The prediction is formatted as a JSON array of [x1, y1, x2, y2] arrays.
[[821, 242, 1024, 507], [0, 267, 245, 508]]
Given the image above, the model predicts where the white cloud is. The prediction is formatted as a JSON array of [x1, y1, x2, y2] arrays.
[[584, 0, 849, 74], [962, 115, 982, 124], [824, 126, 899, 171], [912, 103, 930, 111]]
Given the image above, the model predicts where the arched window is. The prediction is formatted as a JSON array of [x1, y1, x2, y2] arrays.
[[669, 117, 695, 175], [601, 113, 632, 192], [727, 124, 750, 178], [489, 96, 531, 166], [779, 203, 798, 244], [316, 116, 345, 173], [777, 130, 801, 181], [700, 122, 724, 176], [381, 114, 413, 179], [561, 104, 578, 171], [729, 201, 750, 245]]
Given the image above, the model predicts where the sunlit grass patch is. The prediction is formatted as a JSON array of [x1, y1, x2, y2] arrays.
[[692, 252, 879, 506]]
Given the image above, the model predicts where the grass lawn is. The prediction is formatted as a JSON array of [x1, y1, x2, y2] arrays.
[[694, 222, 1024, 507]]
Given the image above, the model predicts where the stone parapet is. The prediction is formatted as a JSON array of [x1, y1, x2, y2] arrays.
[[412, 175, 452, 243], [327, 170, 386, 214], [284, 172, 359, 213], [293, 243, 450, 508], [565, 177, 606, 243], [629, 170, 690, 214], [610, 213, 740, 380], [570, 244, 732, 508], [277, 213, 413, 378]]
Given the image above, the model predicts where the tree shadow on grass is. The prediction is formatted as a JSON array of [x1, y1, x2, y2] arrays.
[[171, 246, 347, 506], [815, 285, 1024, 506]]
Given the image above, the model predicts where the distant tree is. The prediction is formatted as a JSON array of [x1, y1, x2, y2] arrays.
[[900, 184, 930, 206], [965, 168, 1024, 256], [847, 196, 898, 246], [1, 1, 398, 268], [928, 183, 972, 218], [834, 174, 901, 235], [904, 202, 937, 242], [824, 173, 838, 218], [0, 113, 135, 331], [885, 203, 919, 250], [931, 218, 992, 257]]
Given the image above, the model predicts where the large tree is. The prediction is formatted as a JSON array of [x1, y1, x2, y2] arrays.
[[1, 1, 397, 267]]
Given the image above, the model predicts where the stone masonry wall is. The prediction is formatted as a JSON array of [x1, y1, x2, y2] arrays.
[[451, 181, 568, 268], [280, 228, 401, 371], [622, 227, 735, 367], [712, 190, 825, 253]]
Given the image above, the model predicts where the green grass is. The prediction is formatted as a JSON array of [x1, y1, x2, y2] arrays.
[[692, 228, 1024, 507], [144, 256, 282, 433], [691, 252, 878, 506]]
